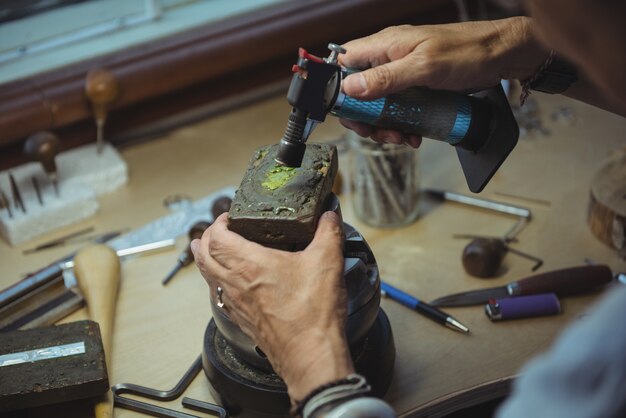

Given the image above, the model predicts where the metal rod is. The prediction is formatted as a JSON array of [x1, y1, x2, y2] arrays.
[[61, 238, 176, 269], [506, 246, 544, 271], [31, 176, 44, 206], [9, 173, 26, 213], [0, 188, 12, 218], [453, 234, 518, 243], [23, 227, 95, 254], [182, 397, 228, 418], [426, 189, 531, 219]]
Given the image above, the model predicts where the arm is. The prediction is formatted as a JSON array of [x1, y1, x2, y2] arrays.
[[338, 16, 626, 144], [338, 16, 548, 145]]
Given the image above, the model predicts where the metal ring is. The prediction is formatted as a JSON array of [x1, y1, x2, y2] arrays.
[[216, 286, 225, 308]]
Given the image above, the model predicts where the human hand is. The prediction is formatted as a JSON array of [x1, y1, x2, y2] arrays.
[[338, 16, 547, 145], [191, 211, 354, 401]]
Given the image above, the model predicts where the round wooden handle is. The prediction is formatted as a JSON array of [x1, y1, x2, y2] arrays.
[[74, 244, 119, 418], [85, 68, 120, 120], [23, 131, 60, 174], [73, 244, 121, 361]]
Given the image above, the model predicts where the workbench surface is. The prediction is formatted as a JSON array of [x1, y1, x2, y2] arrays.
[[2, 91, 625, 417]]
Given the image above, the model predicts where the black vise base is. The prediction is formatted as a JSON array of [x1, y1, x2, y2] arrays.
[[202, 309, 395, 418]]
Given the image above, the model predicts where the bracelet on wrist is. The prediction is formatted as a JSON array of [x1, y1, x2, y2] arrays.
[[290, 374, 371, 418], [519, 50, 578, 106]]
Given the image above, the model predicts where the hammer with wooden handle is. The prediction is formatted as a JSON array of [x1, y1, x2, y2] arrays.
[[74, 244, 121, 418]]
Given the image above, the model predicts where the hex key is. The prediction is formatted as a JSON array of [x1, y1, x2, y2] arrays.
[[112, 354, 227, 417]]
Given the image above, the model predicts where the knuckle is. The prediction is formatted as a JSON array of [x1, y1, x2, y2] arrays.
[[208, 237, 224, 257], [369, 65, 395, 92]]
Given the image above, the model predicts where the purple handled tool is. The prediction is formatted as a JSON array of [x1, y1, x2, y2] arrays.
[[485, 293, 561, 321]]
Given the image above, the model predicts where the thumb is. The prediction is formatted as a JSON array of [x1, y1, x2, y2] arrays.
[[307, 211, 343, 252], [343, 57, 429, 100]]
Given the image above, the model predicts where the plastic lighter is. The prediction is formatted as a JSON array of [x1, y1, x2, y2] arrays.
[[485, 293, 561, 321]]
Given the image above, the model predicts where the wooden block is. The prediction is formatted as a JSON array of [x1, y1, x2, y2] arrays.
[[228, 143, 338, 249], [0, 320, 109, 412]]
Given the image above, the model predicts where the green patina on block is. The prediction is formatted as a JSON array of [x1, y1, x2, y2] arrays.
[[262, 166, 297, 191], [228, 143, 338, 249]]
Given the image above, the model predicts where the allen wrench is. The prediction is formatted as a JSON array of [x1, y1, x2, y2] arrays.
[[112, 354, 227, 418]]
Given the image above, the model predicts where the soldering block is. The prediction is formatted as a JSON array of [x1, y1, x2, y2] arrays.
[[228, 143, 338, 249], [0, 177, 98, 246], [0, 320, 109, 412]]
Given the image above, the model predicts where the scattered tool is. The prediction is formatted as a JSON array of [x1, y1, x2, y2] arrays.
[[0, 239, 174, 337], [31, 176, 44, 206], [0, 188, 12, 218], [23, 131, 61, 196], [430, 264, 614, 307], [381, 281, 469, 333], [74, 244, 121, 418], [275, 44, 519, 193], [460, 237, 543, 278], [22, 226, 95, 254], [211, 196, 232, 220], [85, 68, 120, 154], [0, 320, 108, 412], [113, 355, 227, 418], [425, 189, 531, 219], [8, 173, 26, 213], [162, 221, 212, 285], [426, 188, 532, 241], [21, 228, 127, 255]]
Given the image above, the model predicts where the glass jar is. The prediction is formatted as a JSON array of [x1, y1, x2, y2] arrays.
[[347, 132, 420, 228]]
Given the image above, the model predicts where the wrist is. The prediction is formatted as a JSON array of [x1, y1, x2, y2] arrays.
[[279, 328, 355, 402], [492, 16, 549, 81]]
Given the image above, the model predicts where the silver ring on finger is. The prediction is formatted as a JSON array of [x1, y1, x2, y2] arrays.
[[216, 286, 225, 308]]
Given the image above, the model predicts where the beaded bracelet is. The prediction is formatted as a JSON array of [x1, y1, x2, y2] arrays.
[[519, 49, 555, 106], [290, 374, 370, 418]]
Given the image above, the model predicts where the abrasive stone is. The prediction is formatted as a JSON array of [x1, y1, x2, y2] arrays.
[[228, 143, 338, 249], [0, 320, 109, 412]]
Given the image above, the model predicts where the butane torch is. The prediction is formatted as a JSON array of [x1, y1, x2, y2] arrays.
[[275, 43, 519, 193]]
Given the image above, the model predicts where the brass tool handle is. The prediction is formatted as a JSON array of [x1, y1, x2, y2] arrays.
[[85, 68, 120, 121], [74, 244, 121, 418], [24, 131, 60, 175]]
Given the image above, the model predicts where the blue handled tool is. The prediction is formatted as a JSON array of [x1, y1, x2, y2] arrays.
[[381, 281, 469, 334], [276, 43, 519, 193]]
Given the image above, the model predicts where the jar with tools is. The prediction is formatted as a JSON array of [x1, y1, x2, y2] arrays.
[[347, 132, 420, 227]]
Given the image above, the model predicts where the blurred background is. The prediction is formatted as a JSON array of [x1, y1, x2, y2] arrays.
[[0, 0, 523, 169]]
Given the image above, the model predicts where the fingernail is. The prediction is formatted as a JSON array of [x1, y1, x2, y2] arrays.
[[343, 73, 367, 96], [190, 239, 199, 257], [409, 137, 421, 149], [322, 211, 338, 222]]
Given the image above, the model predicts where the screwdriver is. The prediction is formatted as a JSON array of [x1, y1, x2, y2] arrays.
[[24, 131, 61, 196], [162, 221, 212, 286]]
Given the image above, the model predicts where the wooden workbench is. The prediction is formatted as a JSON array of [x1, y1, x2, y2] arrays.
[[2, 91, 625, 417]]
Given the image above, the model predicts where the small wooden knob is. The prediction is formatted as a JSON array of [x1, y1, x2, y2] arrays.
[[189, 221, 212, 240], [85, 68, 119, 120], [211, 196, 233, 219], [24, 131, 60, 174], [462, 238, 507, 278]]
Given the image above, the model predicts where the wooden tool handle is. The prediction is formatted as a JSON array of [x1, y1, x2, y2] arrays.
[[74, 244, 121, 418], [516, 265, 613, 296], [85, 68, 120, 121]]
